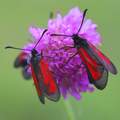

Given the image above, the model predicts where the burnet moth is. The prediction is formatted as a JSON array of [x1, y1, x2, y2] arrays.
[[5, 29, 60, 104], [14, 52, 31, 80], [51, 9, 117, 90], [13, 12, 54, 81]]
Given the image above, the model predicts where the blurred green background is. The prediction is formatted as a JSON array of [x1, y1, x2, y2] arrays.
[[0, 0, 120, 120]]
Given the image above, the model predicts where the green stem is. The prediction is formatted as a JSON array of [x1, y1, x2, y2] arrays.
[[63, 100, 76, 120]]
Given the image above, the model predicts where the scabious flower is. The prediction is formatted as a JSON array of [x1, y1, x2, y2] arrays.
[[21, 7, 101, 100]]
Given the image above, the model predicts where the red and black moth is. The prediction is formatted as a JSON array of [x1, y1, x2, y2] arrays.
[[51, 9, 117, 90], [5, 29, 60, 104], [14, 52, 31, 80], [13, 12, 54, 81]]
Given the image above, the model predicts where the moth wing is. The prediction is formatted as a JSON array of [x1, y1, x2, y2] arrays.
[[31, 61, 45, 104], [40, 59, 60, 101], [88, 42, 117, 74], [78, 47, 108, 90]]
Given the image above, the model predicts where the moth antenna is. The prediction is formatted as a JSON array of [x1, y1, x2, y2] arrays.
[[34, 29, 48, 49], [76, 9, 88, 34], [5, 46, 31, 52], [51, 33, 72, 37]]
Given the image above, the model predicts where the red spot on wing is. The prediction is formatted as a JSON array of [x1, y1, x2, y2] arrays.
[[39, 59, 57, 94], [78, 48, 102, 81], [30, 64, 42, 96], [14, 52, 27, 68], [19, 52, 28, 64]]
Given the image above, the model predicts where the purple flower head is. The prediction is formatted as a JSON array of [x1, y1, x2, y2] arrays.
[[24, 7, 101, 100]]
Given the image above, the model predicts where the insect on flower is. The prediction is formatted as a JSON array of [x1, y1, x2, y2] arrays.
[[13, 12, 54, 81], [51, 9, 117, 90], [5, 29, 60, 104], [14, 51, 31, 80]]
